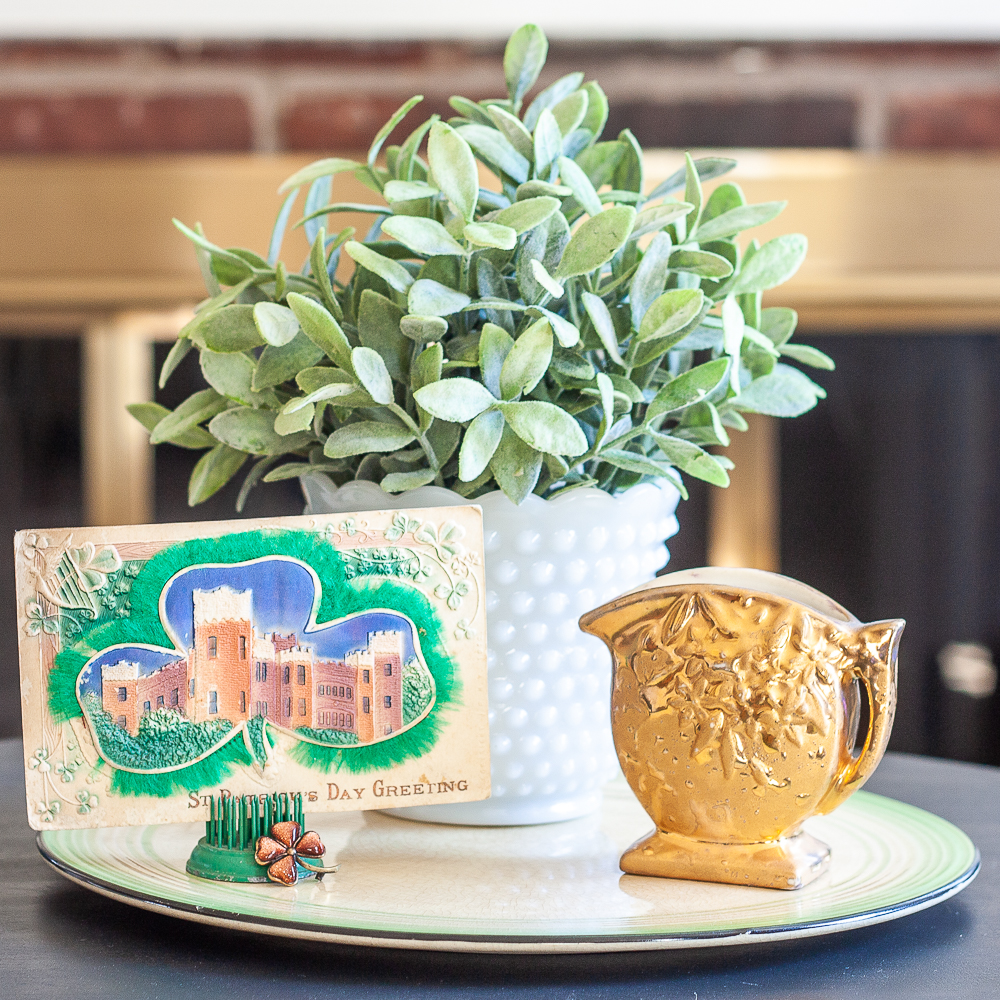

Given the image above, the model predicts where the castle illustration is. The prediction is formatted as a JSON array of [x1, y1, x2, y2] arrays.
[[100, 585, 404, 741]]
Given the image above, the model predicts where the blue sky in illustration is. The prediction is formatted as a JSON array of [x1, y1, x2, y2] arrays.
[[79, 558, 417, 696]]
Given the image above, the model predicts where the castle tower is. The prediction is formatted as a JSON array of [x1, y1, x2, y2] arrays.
[[347, 630, 404, 742], [101, 661, 141, 735], [189, 586, 253, 723]]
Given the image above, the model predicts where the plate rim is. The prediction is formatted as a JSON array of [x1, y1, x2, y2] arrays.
[[36, 801, 981, 955]]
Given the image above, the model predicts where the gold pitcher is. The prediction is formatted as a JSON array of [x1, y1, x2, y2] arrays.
[[580, 568, 903, 890]]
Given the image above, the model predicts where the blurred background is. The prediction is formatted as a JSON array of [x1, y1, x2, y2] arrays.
[[2, 2, 999, 765]]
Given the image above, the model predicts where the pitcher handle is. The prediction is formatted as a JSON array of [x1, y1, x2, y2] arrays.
[[815, 619, 904, 816]]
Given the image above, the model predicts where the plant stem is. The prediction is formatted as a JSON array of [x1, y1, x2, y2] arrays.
[[388, 404, 443, 485]]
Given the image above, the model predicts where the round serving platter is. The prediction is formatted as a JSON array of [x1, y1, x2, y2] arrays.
[[37, 781, 978, 954]]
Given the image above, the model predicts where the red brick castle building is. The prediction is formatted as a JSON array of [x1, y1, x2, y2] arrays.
[[101, 585, 405, 739]]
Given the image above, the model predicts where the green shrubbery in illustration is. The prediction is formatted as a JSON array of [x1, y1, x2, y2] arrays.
[[132, 23, 831, 509], [84, 694, 236, 771]]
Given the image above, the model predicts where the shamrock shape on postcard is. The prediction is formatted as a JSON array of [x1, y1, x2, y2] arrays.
[[15, 508, 489, 830]]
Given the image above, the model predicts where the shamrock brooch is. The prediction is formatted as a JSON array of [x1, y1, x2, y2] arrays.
[[254, 820, 340, 885]]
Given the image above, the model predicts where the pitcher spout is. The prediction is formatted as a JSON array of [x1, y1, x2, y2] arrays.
[[856, 618, 906, 673]]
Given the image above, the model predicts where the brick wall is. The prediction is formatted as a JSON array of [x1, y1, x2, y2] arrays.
[[1, 39, 998, 153]]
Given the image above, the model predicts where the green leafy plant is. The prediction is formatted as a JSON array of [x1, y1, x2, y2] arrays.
[[135, 23, 832, 508]]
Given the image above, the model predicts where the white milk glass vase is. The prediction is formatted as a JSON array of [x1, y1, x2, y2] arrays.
[[302, 476, 680, 826]]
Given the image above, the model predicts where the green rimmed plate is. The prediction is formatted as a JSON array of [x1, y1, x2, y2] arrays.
[[37, 781, 978, 954]]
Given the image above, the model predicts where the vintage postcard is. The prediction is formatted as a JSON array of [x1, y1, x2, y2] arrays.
[[15, 507, 488, 830]]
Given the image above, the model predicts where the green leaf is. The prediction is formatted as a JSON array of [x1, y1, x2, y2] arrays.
[[464, 222, 517, 250], [599, 448, 674, 479], [264, 461, 345, 483], [779, 343, 835, 370], [324, 421, 416, 458], [552, 90, 588, 137], [760, 306, 798, 347], [530, 307, 580, 348], [199, 305, 265, 353], [427, 416, 461, 465], [734, 363, 826, 417], [637, 289, 705, 343], [669, 248, 734, 278], [486, 104, 535, 159], [504, 24, 549, 107], [581, 291, 624, 366], [397, 115, 439, 182], [297, 203, 389, 227], [369, 95, 424, 169], [384, 180, 439, 202], [557, 155, 602, 217], [533, 108, 563, 181], [351, 346, 394, 404], [148, 388, 228, 445], [524, 72, 585, 132], [267, 188, 298, 266], [490, 424, 542, 503], [645, 156, 737, 203], [459, 408, 505, 481], [646, 357, 730, 421], [515, 180, 571, 200], [492, 195, 561, 235], [497, 400, 587, 456], [580, 81, 609, 139], [411, 342, 444, 394], [694, 201, 786, 242], [651, 432, 730, 487], [252, 331, 324, 391], [500, 318, 553, 400], [428, 121, 478, 223], [479, 322, 514, 397], [208, 407, 285, 456], [297, 366, 351, 393], [188, 444, 248, 505], [702, 181, 746, 223], [413, 377, 496, 422], [381, 468, 438, 493], [344, 241, 414, 293], [554, 205, 636, 278], [253, 302, 299, 347], [278, 157, 359, 194], [172, 219, 259, 277], [408, 279, 471, 317], [611, 130, 643, 194], [286, 292, 353, 370], [575, 141, 625, 190], [200, 351, 274, 407], [358, 290, 408, 382], [630, 231, 672, 329], [158, 337, 193, 390], [128, 402, 215, 449], [400, 314, 449, 343], [731, 234, 808, 294], [629, 201, 693, 241], [449, 95, 497, 127], [455, 125, 530, 184], [595, 371, 615, 445], [529, 259, 564, 298], [683, 152, 704, 234], [274, 402, 314, 436], [381, 215, 466, 256]]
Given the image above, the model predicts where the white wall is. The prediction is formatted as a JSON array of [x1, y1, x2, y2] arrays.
[[3, 0, 1000, 41]]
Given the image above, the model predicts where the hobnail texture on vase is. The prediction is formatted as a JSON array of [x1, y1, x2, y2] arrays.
[[301, 476, 680, 826]]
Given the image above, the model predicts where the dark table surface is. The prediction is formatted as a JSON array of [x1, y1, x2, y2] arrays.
[[1, 737, 996, 999]]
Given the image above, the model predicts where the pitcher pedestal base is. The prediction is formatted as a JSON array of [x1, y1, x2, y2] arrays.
[[620, 828, 831, 890]]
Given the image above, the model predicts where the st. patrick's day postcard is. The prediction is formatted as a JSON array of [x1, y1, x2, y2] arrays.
[[15, 507, 489, 830]]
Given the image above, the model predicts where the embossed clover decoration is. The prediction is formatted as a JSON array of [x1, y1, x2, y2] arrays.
[[254, 821, 340, 886]]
